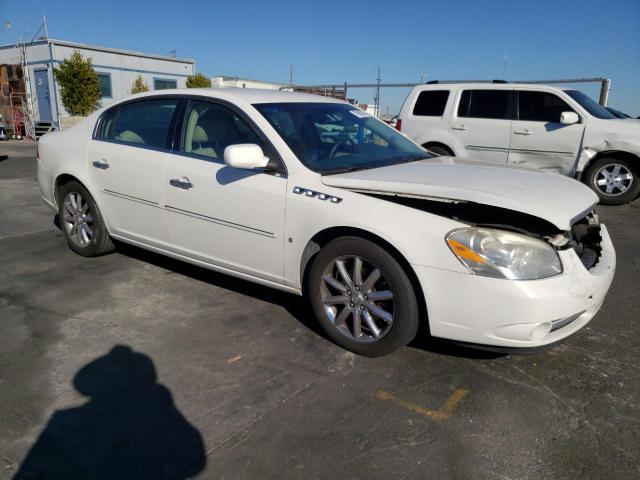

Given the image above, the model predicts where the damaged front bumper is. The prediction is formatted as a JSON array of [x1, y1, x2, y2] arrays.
[[413, 224, 616, 350]]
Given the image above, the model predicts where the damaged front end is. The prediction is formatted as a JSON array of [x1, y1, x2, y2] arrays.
[[363, 192, 604, 272]]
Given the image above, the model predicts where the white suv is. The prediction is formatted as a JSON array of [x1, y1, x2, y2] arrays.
[[397, 82, 640, 205]]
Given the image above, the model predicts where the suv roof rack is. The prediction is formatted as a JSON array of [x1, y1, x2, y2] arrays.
[[426, 79, 508, 85]]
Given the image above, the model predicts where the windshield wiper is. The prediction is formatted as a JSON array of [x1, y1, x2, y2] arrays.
[[322, 165, 374, 175], [322, 156, 430, 175]]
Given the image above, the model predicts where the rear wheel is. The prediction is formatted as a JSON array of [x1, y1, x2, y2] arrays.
[[58, 181, 115, 257], [584, 157, 639, 205], [423, 144, 454, 157], [308, 237, 419, 357]]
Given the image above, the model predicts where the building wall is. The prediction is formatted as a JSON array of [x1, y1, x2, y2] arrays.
[[0, 40, 195, 128], [211, 76, 285, 90]]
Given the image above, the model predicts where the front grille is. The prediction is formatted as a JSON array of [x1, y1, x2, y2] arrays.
[[570, 211, 602, 270]]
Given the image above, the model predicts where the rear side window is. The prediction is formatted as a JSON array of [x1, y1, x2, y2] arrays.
[[518, 91, 574, 123], [412, 90, 449, 116], [99, 98, 179, 149], [458, 90, 511, 120]]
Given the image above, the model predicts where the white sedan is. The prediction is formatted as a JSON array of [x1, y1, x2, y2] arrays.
[[37, 89, 616, 356]]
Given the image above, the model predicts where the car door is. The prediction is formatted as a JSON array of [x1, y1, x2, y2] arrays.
[[508, 90, 585, 174], [164, 98, 287, 283], [450, 89, 513, 163], [88, 97, 179, 247]]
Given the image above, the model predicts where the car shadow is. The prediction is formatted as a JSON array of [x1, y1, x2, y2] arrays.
[[113, 241, 504, 360], [12, 345, 206, 480]]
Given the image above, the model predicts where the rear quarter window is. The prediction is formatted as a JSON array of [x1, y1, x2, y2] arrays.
[[457, 90, 511, 120], [412, 90, 450, 116]]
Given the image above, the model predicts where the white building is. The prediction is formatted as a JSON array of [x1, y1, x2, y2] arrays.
[[0, 39, 195, 129], [211, 75, 286, 90]]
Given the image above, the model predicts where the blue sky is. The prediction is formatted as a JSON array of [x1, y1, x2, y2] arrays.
[[2, 0, 639, 115]]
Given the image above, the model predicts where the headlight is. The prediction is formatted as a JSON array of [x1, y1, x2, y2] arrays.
[[445, 228, 562, 280]]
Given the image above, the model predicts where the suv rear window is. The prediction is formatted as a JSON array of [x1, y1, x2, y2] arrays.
[[412, 90, 449, 116], [458, 90, 511, 120]]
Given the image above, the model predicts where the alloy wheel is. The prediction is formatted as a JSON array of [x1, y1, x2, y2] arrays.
[[320, 255, 395, 343], [62, 191, 95, 248], [593, 163, 634, 196]]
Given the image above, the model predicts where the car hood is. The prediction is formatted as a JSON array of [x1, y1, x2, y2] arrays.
[[321, 158, 598, 230]]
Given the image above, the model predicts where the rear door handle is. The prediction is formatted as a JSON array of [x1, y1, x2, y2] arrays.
[[451, 124, 467, 131], [169, 177, 194, 189], [92, 159, 110, 170], [513, 129, 533, 135]]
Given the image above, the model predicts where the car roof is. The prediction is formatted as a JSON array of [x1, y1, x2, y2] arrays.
[[125, 87, 344, 105]]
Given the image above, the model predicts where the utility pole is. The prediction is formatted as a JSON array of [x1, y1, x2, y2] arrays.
[[420, 72, 427, 83], [374, 66, 381, 118], [42, 15, 48, 39], [503, 48, 507, 80], [170, 49, 176, 58], [289, 64, 294, 86]]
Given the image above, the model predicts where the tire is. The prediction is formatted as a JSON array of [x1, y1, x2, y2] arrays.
[[58, 180, 115, 257], [424, 144, 454, 157], [308, 236, 419, 357], [583, 157, 639, 205]]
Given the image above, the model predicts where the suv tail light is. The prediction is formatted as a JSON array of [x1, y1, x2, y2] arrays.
[[395, 118, 402, 131]]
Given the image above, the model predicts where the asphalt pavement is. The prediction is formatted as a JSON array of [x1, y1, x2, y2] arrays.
[[1, 140, 639, 479]]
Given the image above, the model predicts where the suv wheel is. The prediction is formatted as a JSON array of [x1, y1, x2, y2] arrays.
[[584, 157, 639, 205], [308, 237, 419, 357], [58, 181, 115, 257], [424, 144, 454, 157]]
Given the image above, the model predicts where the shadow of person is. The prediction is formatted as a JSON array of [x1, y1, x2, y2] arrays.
[[13, 346, 206, 480]]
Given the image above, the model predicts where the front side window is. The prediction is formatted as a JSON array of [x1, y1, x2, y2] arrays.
[[255, 102, 429, 173], [97, 73, 112, 98], [458, 90, 511, 120], [564, 90, 616, 119], [413, 90, 450, 116], [99, 98, 178, 149], [518, 91, 574, 123], [154, 78, 177, 90], [181, 100, 264, 159]]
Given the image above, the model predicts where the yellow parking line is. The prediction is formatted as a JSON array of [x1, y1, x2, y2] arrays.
[[376, 388, 470, 422]]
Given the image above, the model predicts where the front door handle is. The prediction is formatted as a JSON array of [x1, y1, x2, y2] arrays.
[[513, 129, 533, 135], [451, 124, 467, 131], [169, 177, 194, 189], [92, 159, 110, 170]]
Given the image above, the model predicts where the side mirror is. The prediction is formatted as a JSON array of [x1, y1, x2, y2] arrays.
[[224, 144, 269, 170], [560, 111, 579, 125]]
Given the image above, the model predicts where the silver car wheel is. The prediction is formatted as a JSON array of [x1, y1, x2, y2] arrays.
[[593, 163, 634, 196], [320, 255, 395, 343], [62, 191, 94, 248]]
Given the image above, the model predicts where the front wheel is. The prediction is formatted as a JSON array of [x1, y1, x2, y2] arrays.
[[308, 237, 420, 357], [584, 157, 639, 205]]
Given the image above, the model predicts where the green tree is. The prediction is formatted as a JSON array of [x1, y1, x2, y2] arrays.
[[130, 75, 150, 94], [53, 50, 101, 116], [186, 73, 211, 88]]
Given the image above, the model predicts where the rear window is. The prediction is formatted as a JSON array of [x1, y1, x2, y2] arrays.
[[98, 98, 178, 149], [412, 90, 449, 116], [458, 90, 511, 120]]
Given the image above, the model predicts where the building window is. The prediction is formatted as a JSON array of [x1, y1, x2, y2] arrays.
[[154, 78, 177, 90], [97, 73, 112, 98]]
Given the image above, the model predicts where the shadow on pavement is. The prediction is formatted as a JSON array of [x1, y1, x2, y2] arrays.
[[13, 346, 206, 480], [114, 241, 503, 360]]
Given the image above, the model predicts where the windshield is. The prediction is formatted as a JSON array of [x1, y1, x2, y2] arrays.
[[564, 90, 616, 119], [254, 102, 429, 173]]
